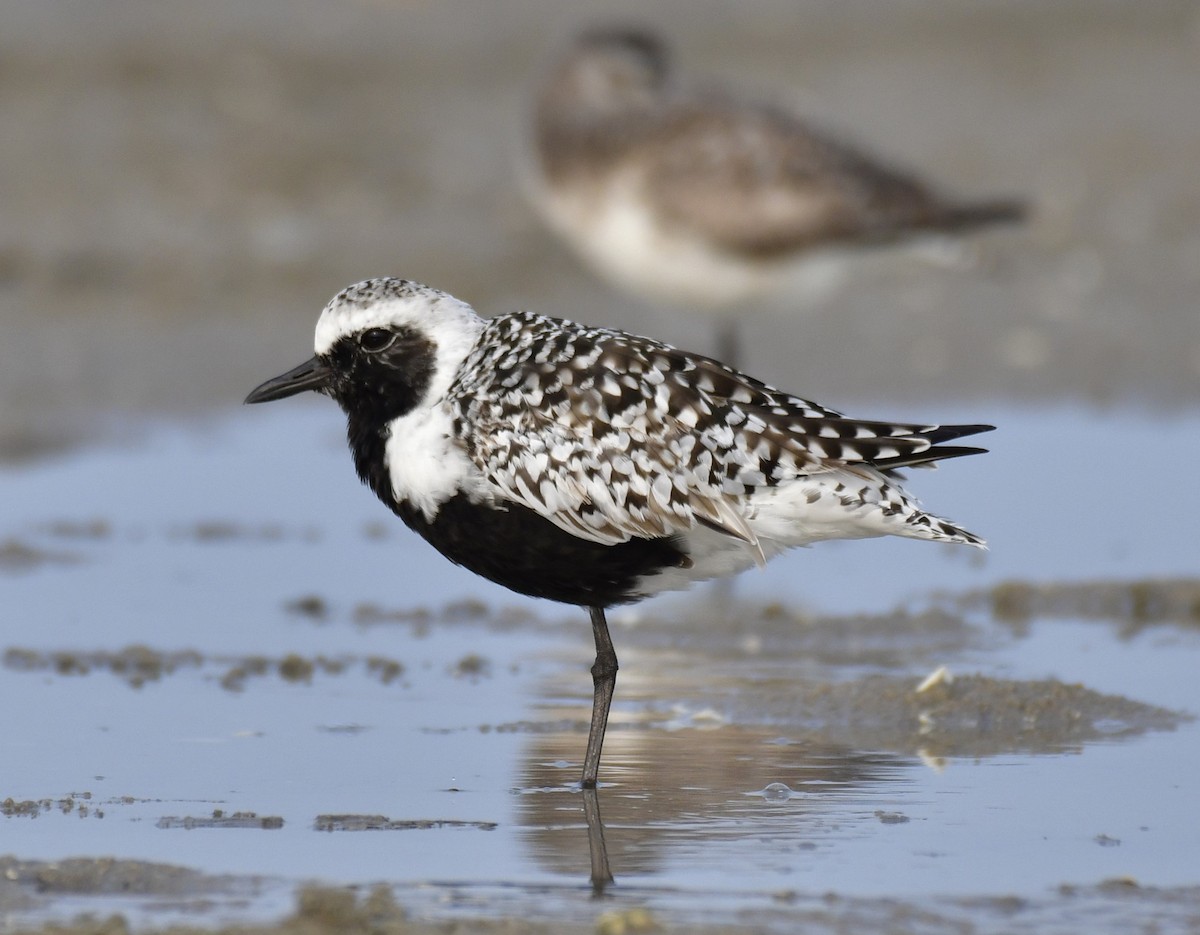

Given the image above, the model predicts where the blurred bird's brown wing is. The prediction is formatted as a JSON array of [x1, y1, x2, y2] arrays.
[[643, 100, 1023, 257]]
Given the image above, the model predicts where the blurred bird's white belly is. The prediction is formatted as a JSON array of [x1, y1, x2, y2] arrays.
[[536, 173, 851, 310], [537, 176, 768, 308]]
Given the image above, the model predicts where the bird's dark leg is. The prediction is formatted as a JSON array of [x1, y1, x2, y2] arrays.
[[715, 315, 742, 371], [582, 605, 618, 789]]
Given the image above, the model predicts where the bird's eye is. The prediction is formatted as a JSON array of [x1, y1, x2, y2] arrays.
[[359, 328, 395, 353]]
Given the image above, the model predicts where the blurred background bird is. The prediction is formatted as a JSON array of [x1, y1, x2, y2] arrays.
[[525, 26, 1025, 365]]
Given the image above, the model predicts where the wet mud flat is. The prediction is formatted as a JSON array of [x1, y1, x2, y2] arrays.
[[2, 569, 1198, 934], [3, 865, 1200, 935]]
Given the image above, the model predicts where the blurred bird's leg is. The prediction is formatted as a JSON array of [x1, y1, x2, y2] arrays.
[[714, 314, 742, 370]]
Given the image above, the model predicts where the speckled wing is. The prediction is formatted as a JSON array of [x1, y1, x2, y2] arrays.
[[450, 312, 762, 550], [641, 98, 1015, 257], [449, 312, 991, 552]]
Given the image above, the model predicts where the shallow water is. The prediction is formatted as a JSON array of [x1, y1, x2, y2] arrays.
[[2, 404, 1198, 932]]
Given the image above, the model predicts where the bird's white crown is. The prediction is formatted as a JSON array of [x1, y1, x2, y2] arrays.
[[313, 278, 481, 355], [313, 278, 486, 408]]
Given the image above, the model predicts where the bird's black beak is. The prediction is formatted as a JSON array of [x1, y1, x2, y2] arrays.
[[244, 357, 332, 404]]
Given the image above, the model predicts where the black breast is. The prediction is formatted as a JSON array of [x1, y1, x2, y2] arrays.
[[340, 367, 688, 607], [395, 494, 690, 608]]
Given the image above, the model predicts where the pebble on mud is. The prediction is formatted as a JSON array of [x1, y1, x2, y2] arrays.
[[283, 594, 329, 621], [278, 654, 314, 682], [0, 538, 78, 570], [453, 653, 489, 678]]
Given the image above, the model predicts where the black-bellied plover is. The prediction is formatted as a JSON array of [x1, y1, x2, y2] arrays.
[[526, 27, 1024, 362], [245, 277, 992, 788]]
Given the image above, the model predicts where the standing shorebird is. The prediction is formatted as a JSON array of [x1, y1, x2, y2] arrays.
[[526, 27, 1024, 363], [245, 277, 992, 789]]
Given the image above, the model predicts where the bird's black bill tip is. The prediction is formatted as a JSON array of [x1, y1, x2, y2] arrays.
[[244, 357, 331, 405]]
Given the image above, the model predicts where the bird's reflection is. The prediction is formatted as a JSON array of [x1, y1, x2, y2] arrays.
[[515, 725, 903, 893], [580, 786, 612, 895]]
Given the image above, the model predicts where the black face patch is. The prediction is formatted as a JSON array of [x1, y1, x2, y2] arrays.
[[325, 326, 437, 505], [326, 326, 436, 424]]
